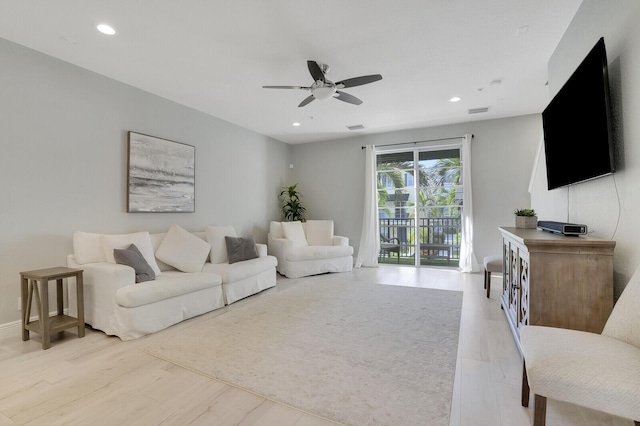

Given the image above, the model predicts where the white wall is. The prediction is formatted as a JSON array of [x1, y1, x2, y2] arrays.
[[530, 0, 640, 297], [0, 38, 291, 326], [290, 114, 542, 266]]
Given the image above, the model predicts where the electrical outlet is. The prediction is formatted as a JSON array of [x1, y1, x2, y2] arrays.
[[18, 297, 21, 312]]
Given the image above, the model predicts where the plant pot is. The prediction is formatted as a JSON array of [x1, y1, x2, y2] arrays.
[[516, 216, 538, 229]]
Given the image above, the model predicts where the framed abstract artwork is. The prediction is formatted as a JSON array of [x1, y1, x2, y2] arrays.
[[127, 131, 195, 212]]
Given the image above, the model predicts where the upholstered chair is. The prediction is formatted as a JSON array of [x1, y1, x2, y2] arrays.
[[267, 220, 353, 279], [520, 265, 640, 426], [482, 255, 502, 298]]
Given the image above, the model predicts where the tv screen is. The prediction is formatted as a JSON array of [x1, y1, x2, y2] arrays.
[[542, 37, 615, 190]]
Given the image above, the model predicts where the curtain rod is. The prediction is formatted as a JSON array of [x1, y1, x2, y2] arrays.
[[360, 134, 473, 149]]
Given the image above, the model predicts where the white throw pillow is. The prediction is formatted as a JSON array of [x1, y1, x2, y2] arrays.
[[269, 221, 285, 239], [73, 231, 107, 264], [305, 220, 334, 246], [282, 221, 309, 247], [155, 224, 211, 273], [100, 232, 162, 276], [205, 225, 237, 264]]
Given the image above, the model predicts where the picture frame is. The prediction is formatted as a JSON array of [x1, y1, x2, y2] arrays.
[[127, 131, 195, 213]]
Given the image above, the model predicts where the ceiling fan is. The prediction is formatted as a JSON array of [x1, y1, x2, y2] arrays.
[[262, 60, 382, 107]]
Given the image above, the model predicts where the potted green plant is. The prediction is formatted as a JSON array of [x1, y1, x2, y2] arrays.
[[514, 208, 538, 229], [279, 183, 306, 222]]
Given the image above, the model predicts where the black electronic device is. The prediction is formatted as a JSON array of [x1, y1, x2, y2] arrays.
[[538, 220, 588, 235], [542, 37, 615, 190]]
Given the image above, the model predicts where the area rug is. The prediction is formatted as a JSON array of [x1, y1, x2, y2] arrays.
[[141, 279, 463, 425]]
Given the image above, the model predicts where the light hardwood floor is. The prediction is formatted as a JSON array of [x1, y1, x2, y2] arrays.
[[0, 266, 634, 425]]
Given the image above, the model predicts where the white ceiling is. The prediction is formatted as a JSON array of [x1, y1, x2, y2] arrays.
[[0, 1, 582, 144]]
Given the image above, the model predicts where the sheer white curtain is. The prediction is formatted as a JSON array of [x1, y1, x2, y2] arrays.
[[355, 145, 380, 267], [459, 134, 480, 272]]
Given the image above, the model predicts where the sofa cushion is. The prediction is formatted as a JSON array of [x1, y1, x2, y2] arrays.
[[205, 225, 237, 264], [150, 232, 174, 272], [225, 236, 259, 264], [282, 221, 308, 247], [73, 231, 107, 264], [286, 245, 353, 261], [115, 270, 221, 308], [101, 232, 162, 276], [152, 231, 208, 272], [114, 244, 156, 283], [203, 256, 277, 283], [156, 224, 211, 273], [305, 220, 334, 246], [256, 243, 268, 257], [269, 221, 285, 239]]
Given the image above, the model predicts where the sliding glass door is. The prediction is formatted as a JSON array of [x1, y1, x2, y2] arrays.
[[377, 146, 462, 267]]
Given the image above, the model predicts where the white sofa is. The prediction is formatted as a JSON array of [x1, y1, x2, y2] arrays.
[[67, 225, 277, 341], [267, 220, 353, 278]]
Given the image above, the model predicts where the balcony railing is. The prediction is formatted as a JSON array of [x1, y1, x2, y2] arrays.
[[379, 217, 461, 266]]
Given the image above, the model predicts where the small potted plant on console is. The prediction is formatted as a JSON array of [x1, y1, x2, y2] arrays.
[[514, 208, 538, 229]]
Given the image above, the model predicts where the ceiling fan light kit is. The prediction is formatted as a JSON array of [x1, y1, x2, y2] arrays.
[[263, 60, 382, 107], [311, 84, 336, 100]]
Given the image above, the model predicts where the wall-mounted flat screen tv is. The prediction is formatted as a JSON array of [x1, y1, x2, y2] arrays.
[[542, 37, 615, 190]]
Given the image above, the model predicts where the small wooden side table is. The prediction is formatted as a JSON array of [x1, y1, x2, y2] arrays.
[[20, 267, 85, 350]]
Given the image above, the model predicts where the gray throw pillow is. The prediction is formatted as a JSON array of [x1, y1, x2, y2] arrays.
[[225, 236, 259, 264], [113, 243, 156, 283]]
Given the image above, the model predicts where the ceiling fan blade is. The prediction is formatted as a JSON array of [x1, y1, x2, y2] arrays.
[[298, 94, 315, 107], [262, 85, 310, 90], [307, 60, 325, 82], [335, 74, 382, 89], [334, 91, 363, 105]]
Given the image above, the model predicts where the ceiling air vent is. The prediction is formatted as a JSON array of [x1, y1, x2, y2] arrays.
[[347, 124, 365, 131], [468, 107, 490, 114]]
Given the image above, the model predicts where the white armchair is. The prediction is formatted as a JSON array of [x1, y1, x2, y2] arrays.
[[267, 220, 353, 279], [520, 265, 640, 426]]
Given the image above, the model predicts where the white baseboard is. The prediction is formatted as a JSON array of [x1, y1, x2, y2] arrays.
[[0, 309, 71, 342], [0, 319, 21, 341]]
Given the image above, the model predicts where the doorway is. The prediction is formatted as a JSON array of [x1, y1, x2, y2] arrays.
[[377, 147, 462, 267]]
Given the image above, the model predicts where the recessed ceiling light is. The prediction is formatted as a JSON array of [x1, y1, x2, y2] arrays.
[[449, 97, 461, 102], [292, 122, 301, 127], [96, 24, 117, 36]]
